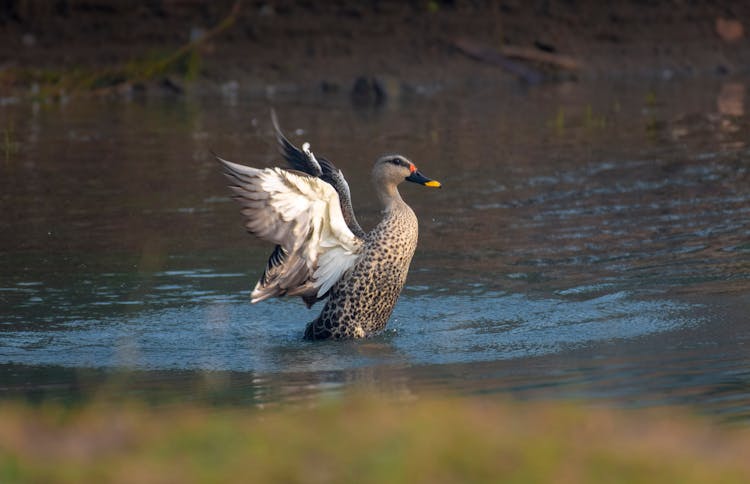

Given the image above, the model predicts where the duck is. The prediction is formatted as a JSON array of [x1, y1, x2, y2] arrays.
[[216, 114, 441, 340]]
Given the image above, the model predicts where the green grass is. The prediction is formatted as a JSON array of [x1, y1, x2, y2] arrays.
[[0, 48, 201, 102], [1, 393, 749, 483], [2, 121, 19, 162], [0, 1, 239, 101]]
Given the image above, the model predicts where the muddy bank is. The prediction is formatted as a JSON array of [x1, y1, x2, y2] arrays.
[[1, 1, 750, 98]]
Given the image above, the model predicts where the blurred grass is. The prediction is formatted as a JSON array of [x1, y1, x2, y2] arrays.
[[0, 41, 200, 103], [3, 121, 17, 161], [0, 1, 238, 101], [1, 393, 749, 483], [0, 43, 208, 102]]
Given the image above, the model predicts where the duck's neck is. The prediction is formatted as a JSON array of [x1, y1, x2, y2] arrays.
[[376, 183, 405, 212]]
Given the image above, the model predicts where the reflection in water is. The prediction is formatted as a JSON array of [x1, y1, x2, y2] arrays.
[[669, 81, 747, 150], [717, 81, 745, 117], [1, 80, 749, 420]]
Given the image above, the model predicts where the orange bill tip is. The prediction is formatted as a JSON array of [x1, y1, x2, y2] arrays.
[[425, 180, 442, 188]]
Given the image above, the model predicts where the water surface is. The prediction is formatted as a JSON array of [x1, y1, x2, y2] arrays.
[[1, 79, 748, 420]]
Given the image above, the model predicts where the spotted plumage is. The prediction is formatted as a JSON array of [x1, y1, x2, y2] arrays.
[[304, 198, 419, 339], [217, 116, 441, 340]]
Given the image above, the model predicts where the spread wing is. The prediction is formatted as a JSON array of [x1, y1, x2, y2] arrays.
[[271, 111, 366, 239], [218, 155, 364, 305]]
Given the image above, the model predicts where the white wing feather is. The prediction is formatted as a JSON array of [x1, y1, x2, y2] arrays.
[[219, 157, 363, 302]]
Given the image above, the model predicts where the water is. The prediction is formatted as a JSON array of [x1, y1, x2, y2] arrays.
[[1, 79, 748, 420]]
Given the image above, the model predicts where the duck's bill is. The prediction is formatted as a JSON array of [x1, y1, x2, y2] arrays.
[[406, 170, 442, 188]]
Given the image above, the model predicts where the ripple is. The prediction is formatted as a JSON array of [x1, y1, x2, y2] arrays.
[[0, 290, 700, 373]]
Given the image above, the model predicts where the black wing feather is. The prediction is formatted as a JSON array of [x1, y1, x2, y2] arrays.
[[271, 110, 322, 177], [270, 110, 366, 238]]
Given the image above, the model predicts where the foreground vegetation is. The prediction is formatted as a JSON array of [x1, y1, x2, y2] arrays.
[[1, 393, 749, 483]]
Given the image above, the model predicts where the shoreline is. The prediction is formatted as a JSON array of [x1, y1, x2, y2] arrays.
[[2, 1, 749, 102]]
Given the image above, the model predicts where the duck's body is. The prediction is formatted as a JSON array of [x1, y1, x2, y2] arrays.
[[305, 198, 419, 339], [218, 116, 440, 340]]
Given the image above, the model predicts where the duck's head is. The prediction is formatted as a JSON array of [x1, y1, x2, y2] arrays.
[[373, 154, 442, 188]]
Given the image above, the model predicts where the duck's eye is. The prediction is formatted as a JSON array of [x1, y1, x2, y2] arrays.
[[389, 158, 405, 166]]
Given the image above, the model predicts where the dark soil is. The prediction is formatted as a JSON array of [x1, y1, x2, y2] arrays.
[[1, 1, 750, 97]]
